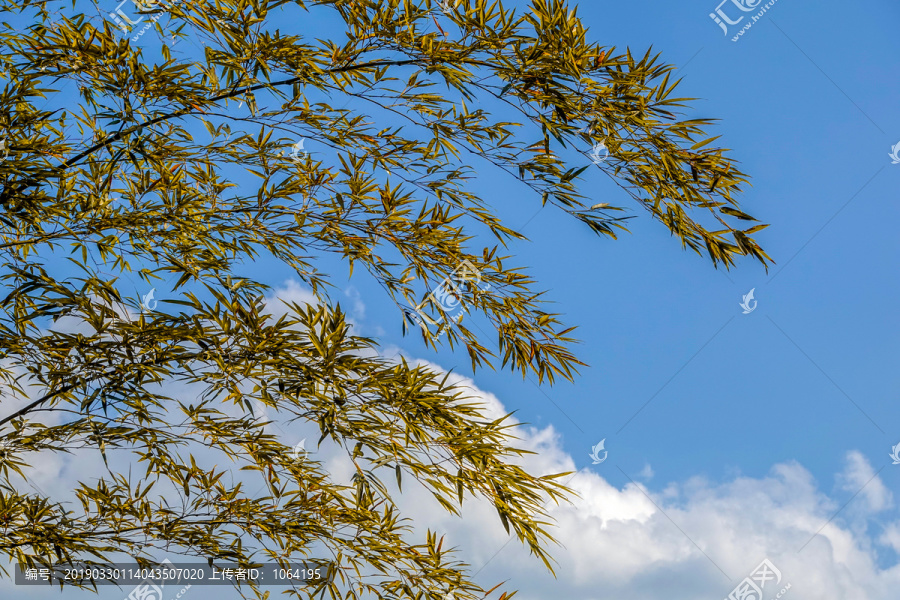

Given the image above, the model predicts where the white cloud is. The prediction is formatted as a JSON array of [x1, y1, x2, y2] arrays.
[[371, 363, 900, 600], [838, 450, 893, 513], [342, 285, 366, 322], [879, 522, 900, 554], [637, 463, 655, 480], [5, 337, 900, 600], [263, 280, 373, 335], [262, 279, 319, 319]]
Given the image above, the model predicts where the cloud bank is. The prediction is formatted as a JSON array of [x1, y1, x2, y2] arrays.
[[4, 281, 900, 600]]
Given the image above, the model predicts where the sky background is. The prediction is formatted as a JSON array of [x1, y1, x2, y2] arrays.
[[4, 0, 900, 598]]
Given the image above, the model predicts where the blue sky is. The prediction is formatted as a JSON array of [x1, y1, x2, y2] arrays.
[[366, 0, 900, 530], [4, 0, 900, 598], [344, 0, 900, 594], [445, 0, 900, 493]]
